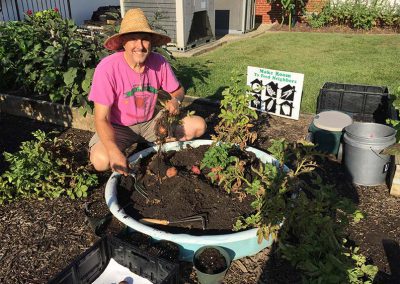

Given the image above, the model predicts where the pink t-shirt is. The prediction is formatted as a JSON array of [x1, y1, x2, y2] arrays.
[[89, 51, 180, 126]]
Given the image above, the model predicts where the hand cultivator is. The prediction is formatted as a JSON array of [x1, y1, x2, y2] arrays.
[[139, 213, 209, 230], [129, 172, 149, 201]]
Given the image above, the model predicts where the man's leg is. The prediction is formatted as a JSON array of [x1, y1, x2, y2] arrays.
[[140, 112, 207, 142], [89, 124, 143, 171], [175, 115, 207, 141]]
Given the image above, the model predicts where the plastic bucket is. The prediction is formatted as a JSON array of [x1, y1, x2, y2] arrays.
[[309, 110, 353, 155], [193, 246, 232, 284], [343, 123, 396, 186]]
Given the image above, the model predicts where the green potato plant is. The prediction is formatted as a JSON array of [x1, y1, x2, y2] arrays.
[[0, 130, 98, 204], [200, 70, 377, 283]]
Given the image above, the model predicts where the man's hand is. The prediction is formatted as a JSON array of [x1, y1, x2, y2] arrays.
[[165, 98, 180, 115], [109, 149, 129, 176], [163, 86, 184, 115]]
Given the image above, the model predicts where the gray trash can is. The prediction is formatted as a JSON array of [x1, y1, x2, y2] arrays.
[[343, 122, 396, 186]]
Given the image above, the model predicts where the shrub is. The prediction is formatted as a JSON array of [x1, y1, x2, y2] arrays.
[[304, 0, 400, 30], [0, 9, 110, 114], [0, 130, 98, 204], [200, 73, 377, 282]]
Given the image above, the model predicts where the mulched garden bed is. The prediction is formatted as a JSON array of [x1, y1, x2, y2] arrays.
[[269, 22, 400, 34], [1, 98, 400, 283]]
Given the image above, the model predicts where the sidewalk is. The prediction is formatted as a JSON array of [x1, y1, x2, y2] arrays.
[[171, 23, 276, 58]]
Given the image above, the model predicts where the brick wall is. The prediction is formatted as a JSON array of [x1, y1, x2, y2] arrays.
[[255, 0, 327, 24]]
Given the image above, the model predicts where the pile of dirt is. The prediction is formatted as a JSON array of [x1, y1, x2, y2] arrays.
[[117, 144, 260, 233]]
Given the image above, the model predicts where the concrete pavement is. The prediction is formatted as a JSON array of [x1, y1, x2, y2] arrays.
[[171, 23, 276, 58]]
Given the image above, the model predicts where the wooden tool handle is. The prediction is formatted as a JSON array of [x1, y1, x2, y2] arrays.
[[139, 218, 170, 225]]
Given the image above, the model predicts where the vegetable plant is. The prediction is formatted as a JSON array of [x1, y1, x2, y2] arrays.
[[201, 71, 258, 194], [0, 9, 110, 114], [201, 72, 377, 281], [0, 130, 98, 204], [212, 71, 258, 149], [267, 0, 305, 30], [304, 1, 400, 30]]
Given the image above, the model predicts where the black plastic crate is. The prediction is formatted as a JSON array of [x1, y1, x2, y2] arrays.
[[316, 82, 395, 123], [48, 236, 179, 284], [322, 82, 388, 94]]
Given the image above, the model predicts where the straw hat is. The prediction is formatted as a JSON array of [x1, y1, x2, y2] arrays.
[[104, 8, 171, 50]]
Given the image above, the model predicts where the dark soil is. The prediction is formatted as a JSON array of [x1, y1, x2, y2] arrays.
[[194, 248, 228, 274], [118, 145, 258, 234]]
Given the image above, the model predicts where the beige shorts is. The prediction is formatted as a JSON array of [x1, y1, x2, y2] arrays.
[[88, 110, 163, 151]]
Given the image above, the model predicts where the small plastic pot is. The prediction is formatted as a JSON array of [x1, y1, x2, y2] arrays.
[[193, 246, 232, 284], [84, 201, 112, 236]]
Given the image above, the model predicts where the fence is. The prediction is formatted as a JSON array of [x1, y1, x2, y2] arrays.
[[0, 0, 72, 22]]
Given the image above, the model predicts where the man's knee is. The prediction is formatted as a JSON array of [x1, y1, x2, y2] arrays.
[[181, 115, 207, 140], [90, 145, 111, 172], [192, 116, 207, 138]]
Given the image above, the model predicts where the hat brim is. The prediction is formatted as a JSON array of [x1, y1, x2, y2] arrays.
[[104, 31, 171, 51]]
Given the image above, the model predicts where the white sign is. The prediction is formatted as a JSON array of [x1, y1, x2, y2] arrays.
[[247, 66, 304, 120], [92, 258, 152, 284]]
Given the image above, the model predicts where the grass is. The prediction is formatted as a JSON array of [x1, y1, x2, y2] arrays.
[[174, 32, 400, 114]]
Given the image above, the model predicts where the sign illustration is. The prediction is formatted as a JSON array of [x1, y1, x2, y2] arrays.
[[247, 66, 304, 120]]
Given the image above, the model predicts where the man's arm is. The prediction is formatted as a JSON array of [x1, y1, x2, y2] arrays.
[[165, 85, 185, 115], [94, 103, 129, 175]]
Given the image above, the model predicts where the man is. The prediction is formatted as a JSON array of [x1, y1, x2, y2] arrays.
[[88, 8, 206, 175]]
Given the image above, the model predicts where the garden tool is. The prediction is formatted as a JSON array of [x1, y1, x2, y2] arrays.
[[115, 170, 149, 201], [139, 213, 208, 230], [129, 173, 149, 201]]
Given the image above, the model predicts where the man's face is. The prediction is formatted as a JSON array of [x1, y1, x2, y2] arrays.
[[122, 33, 152, 65]]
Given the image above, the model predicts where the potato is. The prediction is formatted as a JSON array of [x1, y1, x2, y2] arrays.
[[166, 167, 178, 178]]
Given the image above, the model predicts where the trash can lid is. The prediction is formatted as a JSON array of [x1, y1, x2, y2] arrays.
[[314, 110, 353, 131]]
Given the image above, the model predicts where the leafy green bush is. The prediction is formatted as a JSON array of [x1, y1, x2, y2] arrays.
[[305, 1, 400, 30], [0, 9, 110, 114], [201, 71, 258, 194], [351, 3, 378, 29], [236, 139, 377, 283], [306, 9, 334, 28], [200, 74, 377, 282], [212, 71, 258, 149], [0, 130, 98, 204]]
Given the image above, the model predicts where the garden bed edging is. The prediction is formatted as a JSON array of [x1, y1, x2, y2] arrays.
[[0, 93, 219, 132], [0, 93, 95, 131]]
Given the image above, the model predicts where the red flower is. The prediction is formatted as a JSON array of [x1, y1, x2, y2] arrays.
[[26, 9, 33, 16], [54, 7, 59, 12]]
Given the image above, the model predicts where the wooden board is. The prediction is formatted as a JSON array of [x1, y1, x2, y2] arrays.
[[389, 164, 400, 197]]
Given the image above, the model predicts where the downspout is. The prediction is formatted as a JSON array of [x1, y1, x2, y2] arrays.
[[175, 0, 185, 49], [252, 0, 256, 30], [120, 0, 125, 17], [242, 0, 247, 33]]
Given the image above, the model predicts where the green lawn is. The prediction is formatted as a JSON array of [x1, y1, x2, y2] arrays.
[[174, 32, 400, 114]]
